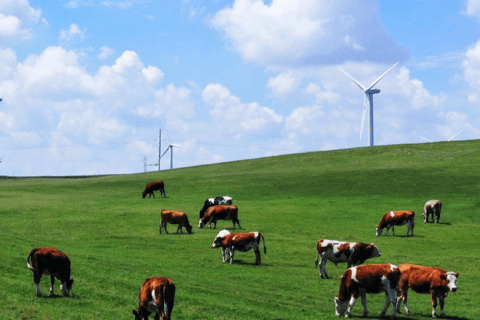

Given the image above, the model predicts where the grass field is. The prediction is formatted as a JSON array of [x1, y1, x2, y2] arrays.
[[0, 140, 479, 320]]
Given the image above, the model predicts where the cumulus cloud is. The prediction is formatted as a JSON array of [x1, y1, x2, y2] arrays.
[[98, 46, 114, 59], [202, 83, 282, 136], [211, 0, 409, 67], [462, 40, 480, 104], [463, 0, 480, 20], [0, 0, 42, 43]]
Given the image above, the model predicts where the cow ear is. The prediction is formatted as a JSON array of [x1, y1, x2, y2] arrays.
[[456, 272, 460, 278], [440, 274, 447, 280]]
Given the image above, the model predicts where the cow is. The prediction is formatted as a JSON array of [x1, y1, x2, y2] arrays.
[[376, 210, 415, 236], [213, 229, 231, 262], [211, 232, 267, 265], [26, 247, 74, 297], [198, 205, 241, 229], [315, 239, 381, 279], [159, 209, 193, 234], [142, 181, 166, 198], [396, 264, 459, 318], [198, 196, 233, 219], [132, 277, 175, 320], [423, 200, 442, 223], [334, 264, 400, 320]]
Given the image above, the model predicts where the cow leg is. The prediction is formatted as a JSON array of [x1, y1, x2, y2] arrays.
[[380, 289, 397, 320], [431, 292, 438, 318], [392, 226, 395, 236], [360, 290, 368, 317], [176, 225, 182, 234], [33, 271, 43, 297], [319, 257, 329, 279], [438, 295, 446, 317], [399, 288, 411, 316], [345, 293, 359, 318], [254, 246, 261, 265], [228, 247, 235, 264], [49, 275, 55, 295]]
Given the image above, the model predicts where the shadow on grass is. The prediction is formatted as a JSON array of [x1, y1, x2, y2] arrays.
[[231, 259, 271, 266]]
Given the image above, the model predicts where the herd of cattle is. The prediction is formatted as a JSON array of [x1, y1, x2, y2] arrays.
[[25, 181, 459, 320]]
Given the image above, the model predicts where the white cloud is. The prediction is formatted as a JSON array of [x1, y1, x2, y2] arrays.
[[59, 23, 85, 43], [202, 83, 282, 136], [267, 71, 300, 97], [463, 0, 480, 20], [98, 46, 114, 59], [0, 0, 42, 42], [211, 0, 408, 67], [141, 65, 164, 83], [462, 40, 480, 104]]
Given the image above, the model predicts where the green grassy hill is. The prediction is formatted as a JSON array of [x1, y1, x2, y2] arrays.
[[1, 140, 478, 319]]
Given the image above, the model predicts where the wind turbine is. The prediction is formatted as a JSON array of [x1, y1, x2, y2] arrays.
[[160, 132, 186, 170], [419, 130, 463, 143], [339, 62, 398, 147]]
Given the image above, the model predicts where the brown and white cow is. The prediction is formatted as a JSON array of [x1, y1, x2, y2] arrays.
[[198, 205, 241, 229], [423, 200, 442, 223], [315, 239, 381, 279], [132, 277, 175, 320], [26, 247, 74, 297], [376, 210, 415, 236], [334, 264, 400, 319], [198, 196, 233, 219], [211, 232, 266, 265], [159, 209, 193, 234], [397, 264, 459, 318], [142, 181, 166, 198], [213, 229, 231, 262]]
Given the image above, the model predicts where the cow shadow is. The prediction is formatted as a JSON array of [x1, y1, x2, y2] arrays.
[[231, 259, 270, 267], [394, 235, 425, 238], [390, 313, 469, 320]]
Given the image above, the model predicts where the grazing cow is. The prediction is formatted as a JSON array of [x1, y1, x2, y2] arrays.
[[211, 232, 267, 265], [213, 229, 231, 262], [315, 239, 381, 279], [423, 200, 442, 223], [132, 277, 175, 320], [334, 264, 400, 319], [142, 181, 166, 199], [376, 210, 415, 236], [397, 264, 459, 318], [26, 247, 74, 297], [198, 196, 233, 219], [198, 205, 241, 229], [159, 209, 193, 234]]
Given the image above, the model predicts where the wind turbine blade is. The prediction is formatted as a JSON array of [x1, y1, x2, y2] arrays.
[[367, 62, 399, 90], [165, 131, 171, 144], [359, 95, 368, 140], [170, 144, 187, 148], [448, 130, 463, 141], [160, 146, 170, 159], [419, 135, 433, 143], [339, 67, 367, 91]]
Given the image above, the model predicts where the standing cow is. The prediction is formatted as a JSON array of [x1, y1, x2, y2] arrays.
[[142, 181, 166, 198], [213, 229, 231, 262], [397, 264, 459, 318], [376, 210, 415, 236], [159, 209, 193, 234], [423, 200, 442, 223], [132, 277, 175, 320], [26, 247, 74, 297], [198, 205, 241, 229], [315, 239, 381, 279], [334, 264, 400, 320], [211, 232, 266, 265], [198, 196, 233, 219]]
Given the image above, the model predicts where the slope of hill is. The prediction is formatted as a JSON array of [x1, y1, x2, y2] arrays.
[[1, 141, 478, 319]]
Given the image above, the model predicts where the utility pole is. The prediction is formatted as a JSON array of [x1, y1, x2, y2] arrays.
[[158, 129, 161, 171]]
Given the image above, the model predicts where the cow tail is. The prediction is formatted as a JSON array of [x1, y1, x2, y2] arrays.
[[315, 251, 319, 268], [260, 233, 267, 255], [27, 248, 38, 270]]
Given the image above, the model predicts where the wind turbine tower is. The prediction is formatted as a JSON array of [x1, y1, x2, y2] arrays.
[[160, 132, 185, 170], [339, 62, 398, 147]]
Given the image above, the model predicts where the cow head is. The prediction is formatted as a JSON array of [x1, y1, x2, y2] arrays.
[[375, 225, 383, 236], [442, 272, 460, 293], [368, 243, 381, 258], [211, 230, 230, 248], [185, 224, 193, 234], [334, 297, 348, 316], [198, 218, 207, 228], [60, 279, 74, 296], [142, 191, 147, 199]]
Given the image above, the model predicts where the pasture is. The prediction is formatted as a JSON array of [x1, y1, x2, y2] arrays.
[[0, 140, 479, 319]]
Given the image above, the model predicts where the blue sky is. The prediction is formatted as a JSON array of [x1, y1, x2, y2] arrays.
[[1, 0, 480, 176]]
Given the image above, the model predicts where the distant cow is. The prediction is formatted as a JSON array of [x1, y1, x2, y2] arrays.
[[423, 200, 442, 223], [26, 247, 74, 297], [376, 210, 415, 236], [211, 232, 266, 265], [159, 209, 193, 234], [315, 240, 381, 279], [397, 264, 459, 318], [335, 264, 400, 319], [132, 277, 175, 320], [198, 205, 241, 229], [198, 196, 233, 219], [142, 181, 166, 198], [213, 229, 231, 262]]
